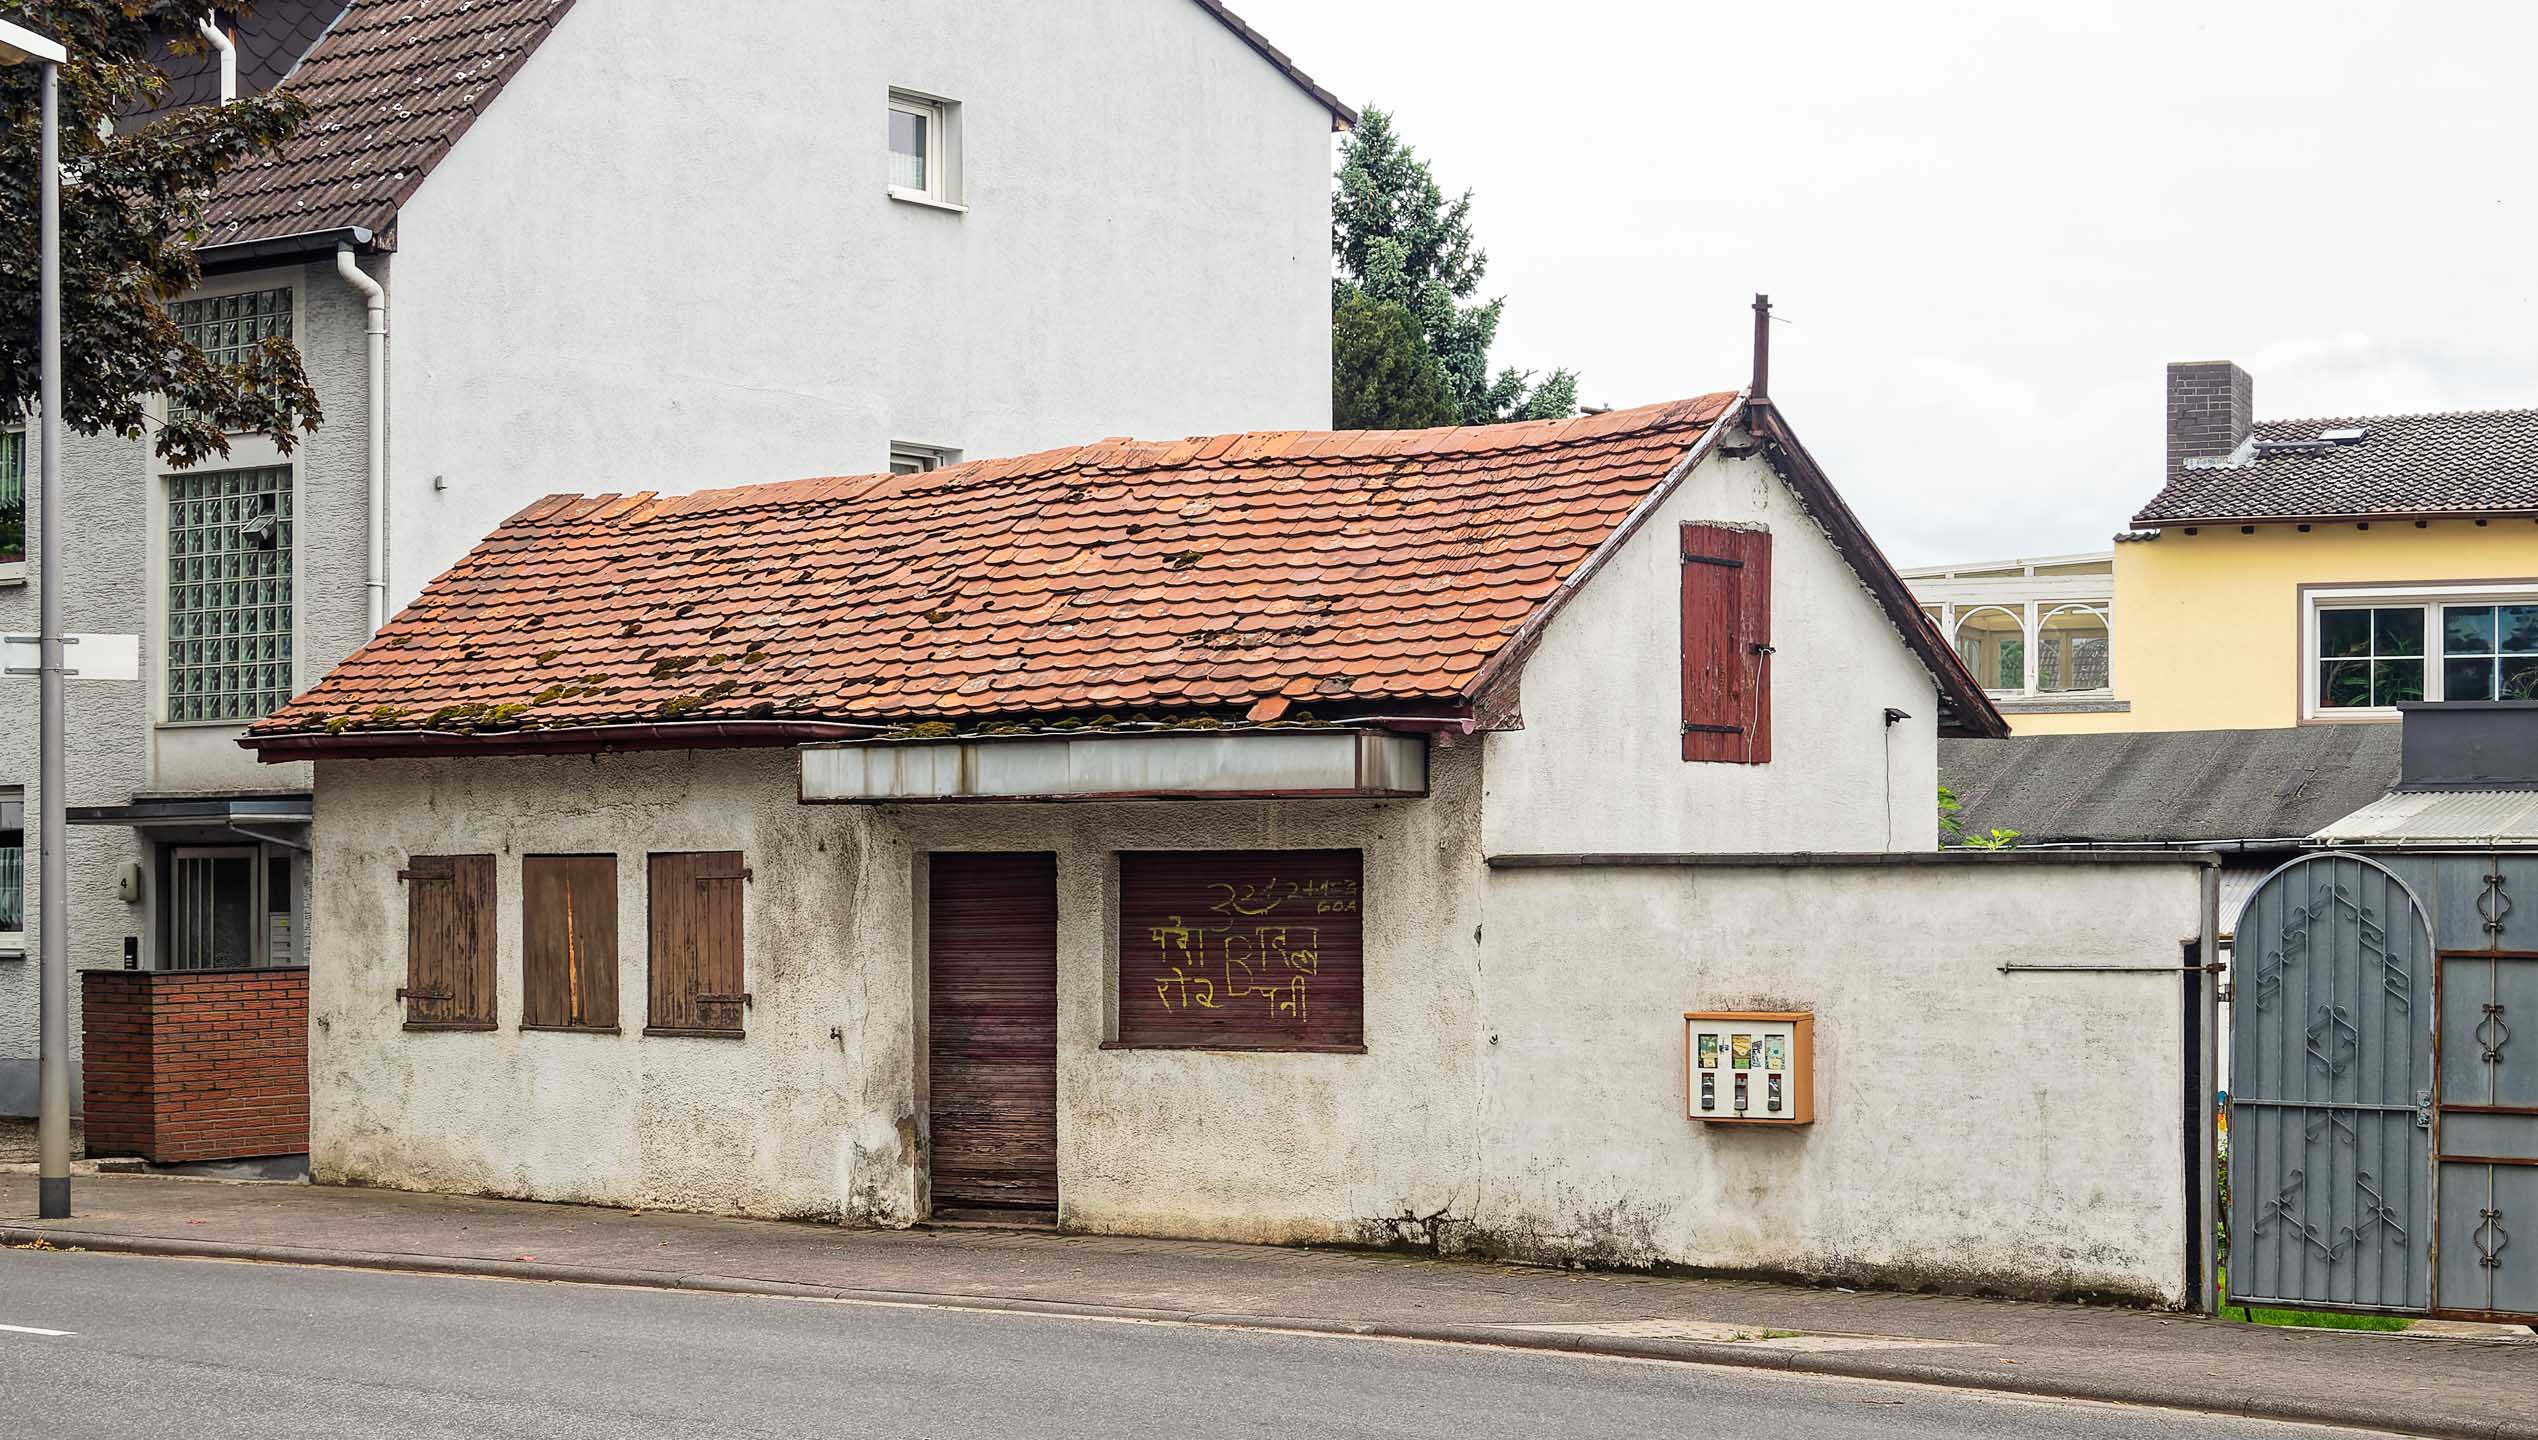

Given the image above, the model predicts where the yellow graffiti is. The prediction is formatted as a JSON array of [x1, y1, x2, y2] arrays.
[[1151, 910, 1327, 1022], [1155, 966, 1217, 1009]]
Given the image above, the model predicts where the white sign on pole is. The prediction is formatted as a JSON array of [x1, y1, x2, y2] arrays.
[[1, 632, 142, 681]]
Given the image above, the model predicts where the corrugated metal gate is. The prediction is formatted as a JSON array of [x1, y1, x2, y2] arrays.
[[926, 853, 1059, 1222], [2232, 852, 2537, 1321]]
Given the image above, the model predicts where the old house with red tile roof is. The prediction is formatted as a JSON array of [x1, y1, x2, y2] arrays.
[[230, 380, 2220, 1307], [5, 0, 1350, 1130]]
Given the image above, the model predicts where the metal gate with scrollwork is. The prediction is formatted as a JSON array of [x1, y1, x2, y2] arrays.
[[2231, 852, 2538, 1322]]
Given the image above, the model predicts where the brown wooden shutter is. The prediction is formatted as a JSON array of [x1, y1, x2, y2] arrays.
[[522, 855, 619, 1031], [646, 851, 749, 1038], [1680, 523, 1772, 764], [1116, 850, 1362, 1051], [398, 854, 495, 1030]]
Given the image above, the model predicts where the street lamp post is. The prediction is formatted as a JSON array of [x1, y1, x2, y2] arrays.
[[3, 14, 71, 1220]]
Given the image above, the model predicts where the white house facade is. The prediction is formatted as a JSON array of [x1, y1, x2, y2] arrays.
[[0, 0, 1348, 1116]]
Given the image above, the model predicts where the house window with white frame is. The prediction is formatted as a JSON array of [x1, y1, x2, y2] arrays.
[[2310, 587, 2538, 714], [888, 90, 962, 208], [168, 466, 294, 723], [0, 793, 21, 959], [0, 424, 22, 568]]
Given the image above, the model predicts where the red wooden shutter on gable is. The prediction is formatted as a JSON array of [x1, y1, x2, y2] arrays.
[[1680, 523, 1772, 764]]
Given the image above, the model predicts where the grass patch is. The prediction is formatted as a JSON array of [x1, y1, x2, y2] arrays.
[[2217, 1264, 2411, 1331]]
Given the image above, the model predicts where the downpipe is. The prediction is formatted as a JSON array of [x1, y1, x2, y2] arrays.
[[335, 243, 388, 633], [196, 18, 235, 103]]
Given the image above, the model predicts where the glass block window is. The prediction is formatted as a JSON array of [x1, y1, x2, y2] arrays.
[[167, 467, 293, 722], [2317, 606, 2425, 709], [2442, 604, 2538, 701], [0, 428, 21, 565], [169, 288, 293, 425]]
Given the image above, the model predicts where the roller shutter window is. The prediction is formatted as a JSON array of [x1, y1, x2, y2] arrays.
[[1116, 849, 1363, 1051], [1681, 523, 1772, 764], [646, 852, 750, 1038], [522, 855, 620, 1032], [399, 854, 495, 1030]]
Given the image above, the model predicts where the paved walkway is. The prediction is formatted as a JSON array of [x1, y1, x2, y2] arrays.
[[4, 1174, 2530, 1439]]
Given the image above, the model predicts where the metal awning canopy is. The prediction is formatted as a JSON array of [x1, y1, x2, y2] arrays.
[[2312, 788, 2538, 847], [67, 794, 313, 846], [801, 728, 1427, 804]]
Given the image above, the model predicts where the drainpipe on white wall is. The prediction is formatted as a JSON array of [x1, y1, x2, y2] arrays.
[[196, 18, 235, 103], [335, 243, 388, 633]]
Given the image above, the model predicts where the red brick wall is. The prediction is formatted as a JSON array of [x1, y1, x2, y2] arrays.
[[81, 969, 309, 1162]]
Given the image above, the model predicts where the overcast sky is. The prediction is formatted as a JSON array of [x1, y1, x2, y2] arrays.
[[1238, 0, 2538, 566]]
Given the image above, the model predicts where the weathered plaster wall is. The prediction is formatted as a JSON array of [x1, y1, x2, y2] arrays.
[[0, 255, 378, 1112], [890, 743, 1483, 1244], [1473, 858, 2205, 1303], [306, 743, 1480, 1234], [383, 0, 1337, 610], [1481, 444, 1944, 857]]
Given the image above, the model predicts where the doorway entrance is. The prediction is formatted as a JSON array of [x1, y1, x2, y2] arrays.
[[925, 852, 1058, 1222]]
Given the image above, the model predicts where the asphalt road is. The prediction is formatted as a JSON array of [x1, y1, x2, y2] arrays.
[[0, 1249, 2399, 1440]]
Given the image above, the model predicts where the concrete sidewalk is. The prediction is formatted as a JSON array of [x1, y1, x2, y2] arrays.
[[4, 1175, 2529, 1439]]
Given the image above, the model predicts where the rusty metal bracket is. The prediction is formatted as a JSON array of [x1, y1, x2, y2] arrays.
[[393, 987, 451, 1003], [697, 991, 754, 1010]]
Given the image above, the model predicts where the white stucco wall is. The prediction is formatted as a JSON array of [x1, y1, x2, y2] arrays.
[[1473, 858, 2206, 1303], [306, 744, 2205, 1303], [383, 0, 1337, 610], [306, 744, 1478, 1233], [1481, 444, 1943, 856]]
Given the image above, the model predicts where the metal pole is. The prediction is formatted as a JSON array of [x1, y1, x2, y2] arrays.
[[36, 56, 70, 1220]]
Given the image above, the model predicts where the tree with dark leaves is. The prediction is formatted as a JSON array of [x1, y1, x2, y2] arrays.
[[1332, 105, 1574, 428], [0, 1, 319, 470]]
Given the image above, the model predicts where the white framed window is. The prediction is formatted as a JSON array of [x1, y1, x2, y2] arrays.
[[889, 442, 959, 476], [2305, 582, 2538, 718], [0, 791, 21, 959], [0, 424, 22, 577], [888, 89, 963, 210]]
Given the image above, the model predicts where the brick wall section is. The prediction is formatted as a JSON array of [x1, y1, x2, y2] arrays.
[[2165, 360, 2255, 485], [80, 969, 308, 1161]]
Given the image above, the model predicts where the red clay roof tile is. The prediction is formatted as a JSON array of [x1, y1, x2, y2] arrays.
[[249, 397, 1737, 741]]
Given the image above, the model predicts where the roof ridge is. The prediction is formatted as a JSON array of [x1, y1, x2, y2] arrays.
[[552, 396, 1740, 526], [2257, 405, 2538, 429]]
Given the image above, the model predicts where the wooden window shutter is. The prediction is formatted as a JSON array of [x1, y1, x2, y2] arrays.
[[1680, 523, 1772, 764], [646, 851, 749, 1038], [398, 854, 495, 1030], [522, 855, 620, 1031]]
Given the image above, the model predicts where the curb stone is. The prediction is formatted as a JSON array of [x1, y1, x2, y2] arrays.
[[4, 1225, 2521, 1439]]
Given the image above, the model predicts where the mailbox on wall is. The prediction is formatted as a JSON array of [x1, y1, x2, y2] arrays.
[[1685, 1011, 1814, 1125]]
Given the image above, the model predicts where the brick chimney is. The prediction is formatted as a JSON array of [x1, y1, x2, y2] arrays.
[[2165, 360, 2254, 482]]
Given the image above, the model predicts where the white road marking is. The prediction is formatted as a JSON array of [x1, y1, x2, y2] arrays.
[[0, 1323, 75, 1338]]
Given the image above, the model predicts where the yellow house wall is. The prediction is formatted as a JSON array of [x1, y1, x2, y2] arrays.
[[2042, 521, 2538, 735]]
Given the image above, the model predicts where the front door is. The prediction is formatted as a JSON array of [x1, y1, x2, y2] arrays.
[[925, 853, 1059, 1222]]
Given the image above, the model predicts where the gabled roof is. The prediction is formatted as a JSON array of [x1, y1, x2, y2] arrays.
[[200, 0, 576, 249], [1939, 725, 2403, 846], [2133, 408, 2538, 526], [194, 0, 1348, 252], [245, 395, 2005, 757]]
